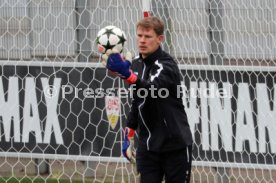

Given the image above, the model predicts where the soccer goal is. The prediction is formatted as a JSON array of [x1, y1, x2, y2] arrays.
[[0, 0, 276, 182]]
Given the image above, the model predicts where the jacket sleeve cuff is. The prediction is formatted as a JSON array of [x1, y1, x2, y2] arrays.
[[125, 127, 135, 140], [126, 71, 137, 84]]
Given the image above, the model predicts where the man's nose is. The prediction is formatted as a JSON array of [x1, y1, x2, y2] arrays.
[[139, 36, 146, 42]]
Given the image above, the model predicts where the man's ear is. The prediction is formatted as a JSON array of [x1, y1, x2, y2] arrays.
[[158, 35, 165, 43]]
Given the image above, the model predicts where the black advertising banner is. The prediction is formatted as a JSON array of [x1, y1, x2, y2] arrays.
[[0, 64, 123, 157], [181, 68, 276, 165], [0, 63, 275, 165]]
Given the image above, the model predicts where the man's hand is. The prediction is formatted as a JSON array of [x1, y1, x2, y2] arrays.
[[106, 49, 131, 79], [101, 49, 112, 66], [102, 49, 137, 84], [122, 127, 136, 163]]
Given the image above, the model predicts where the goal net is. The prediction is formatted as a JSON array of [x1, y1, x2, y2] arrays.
[[0, 0, 276, 182]]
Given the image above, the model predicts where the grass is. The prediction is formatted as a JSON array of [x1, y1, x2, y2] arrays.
[[0, 177, 127, 183], [0, 177, 97, 183]]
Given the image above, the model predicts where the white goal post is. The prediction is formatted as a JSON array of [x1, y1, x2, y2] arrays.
[[0, 0, 276, 182]]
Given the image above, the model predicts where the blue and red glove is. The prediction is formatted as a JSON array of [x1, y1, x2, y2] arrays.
[[103, 49, 137, 84], [122, 127, 136, 163]]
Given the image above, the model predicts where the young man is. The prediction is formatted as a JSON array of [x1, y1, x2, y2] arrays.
[[104, 16, 193, 183]]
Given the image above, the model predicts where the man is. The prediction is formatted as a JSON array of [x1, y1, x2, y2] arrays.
[[104, 16, 193, 183]]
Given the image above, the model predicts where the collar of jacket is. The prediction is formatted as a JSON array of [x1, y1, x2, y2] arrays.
[[139, 47, 163, 66]]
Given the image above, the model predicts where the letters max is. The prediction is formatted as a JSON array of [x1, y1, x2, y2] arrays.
[[0, 77, 63, 144]]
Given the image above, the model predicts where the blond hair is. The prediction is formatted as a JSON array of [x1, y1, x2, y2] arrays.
[[136, 16, 164, 36]]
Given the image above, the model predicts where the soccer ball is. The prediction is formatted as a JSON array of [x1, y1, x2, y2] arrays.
[[96, 25, 127, 54]]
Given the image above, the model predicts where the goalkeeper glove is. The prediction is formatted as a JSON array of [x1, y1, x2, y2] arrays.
[[122, 127, 136, 163], [101, 49, 112, 66], [103, 49, 137, 84]]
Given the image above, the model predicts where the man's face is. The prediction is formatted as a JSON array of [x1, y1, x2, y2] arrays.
[[136, 26, 164, 58]]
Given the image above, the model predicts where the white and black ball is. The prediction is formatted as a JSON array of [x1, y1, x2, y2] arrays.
[[96, 25, 127, 54]]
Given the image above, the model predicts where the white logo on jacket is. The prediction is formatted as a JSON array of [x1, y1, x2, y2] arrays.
[[150, 60, 163, 82]]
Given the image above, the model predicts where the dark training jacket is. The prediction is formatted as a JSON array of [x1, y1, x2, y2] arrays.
[[127, 47, 193, 152]]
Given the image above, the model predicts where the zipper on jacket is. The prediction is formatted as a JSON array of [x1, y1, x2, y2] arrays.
[[138, 62, 151, 151], [164, 119, 168, 127], [164, 118, 172, 138], [139, 99, 151, 150]]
